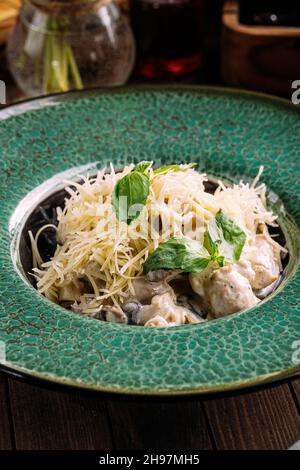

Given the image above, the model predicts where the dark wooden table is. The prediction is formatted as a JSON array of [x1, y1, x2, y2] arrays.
[[0, 373, 299, 450], [0, 47, 299, 451]]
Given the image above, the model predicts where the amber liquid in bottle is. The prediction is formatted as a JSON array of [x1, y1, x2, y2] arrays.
[[131, 0, 205, 79]]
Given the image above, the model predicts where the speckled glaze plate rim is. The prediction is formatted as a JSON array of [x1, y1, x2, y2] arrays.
[[0, 85, 300, 396], [1, 359, 300, 398]]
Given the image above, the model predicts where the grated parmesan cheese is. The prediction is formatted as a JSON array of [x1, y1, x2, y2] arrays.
[[31, 164, 284, 313]]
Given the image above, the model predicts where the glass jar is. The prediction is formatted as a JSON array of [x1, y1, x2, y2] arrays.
[[7, 0, 135, 97]]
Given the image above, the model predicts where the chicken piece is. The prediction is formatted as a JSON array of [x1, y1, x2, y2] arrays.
[[233, 256, 256, 285], [190, 266, 259, 319], [190, 234, 280, 298], [145, 315, 170, 327], [206, 266, 259, 318], [189, 263, 218, 298], [58, 281, 83, 302], [131, 277, 174, 304], [135, 292, 201, 326], [238, 237, 280, 290], [185, 309, 205, 324]]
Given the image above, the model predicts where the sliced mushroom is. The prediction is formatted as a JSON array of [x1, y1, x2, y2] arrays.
[[145, 269, 178, 283], [95, 306, 128, 324], [122, 300, 142, 324], [131, 276, 175, 304], [177, 294, 206, 320], [134, 292, 202, 326], [72, 304, 127, 323], [254, 276, 282, 299]]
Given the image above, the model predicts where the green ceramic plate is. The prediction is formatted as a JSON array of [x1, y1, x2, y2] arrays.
[[0, 86, 300, 395]]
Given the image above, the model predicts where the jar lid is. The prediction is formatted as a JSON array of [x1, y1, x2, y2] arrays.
[[27, 0, 111, 15]]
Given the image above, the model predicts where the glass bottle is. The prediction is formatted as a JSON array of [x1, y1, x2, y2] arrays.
[[130, 0, 206, 80], [7, 0, 135, 97]]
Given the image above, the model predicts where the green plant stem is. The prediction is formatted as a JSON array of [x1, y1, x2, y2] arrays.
[[20, 14, 84, 95], [34, 56, 40, 88], [49, 31, 67, 91], [18, 49, 28, 67], [43, 35, 51, 94], [60, 35, 69, 91], [65, 43, 83, 90], [46, 15, 83, 93]]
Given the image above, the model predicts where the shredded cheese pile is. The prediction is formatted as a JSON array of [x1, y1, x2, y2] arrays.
[[31, 164, 281, 314]]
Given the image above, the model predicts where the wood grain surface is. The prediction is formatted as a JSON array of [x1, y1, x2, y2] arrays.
[[0, 374, 299, 450], [0, 374, 13, 450], [107, 399, 214, 450], [8, 378, 113, 450], [203, 384, 300, 450]]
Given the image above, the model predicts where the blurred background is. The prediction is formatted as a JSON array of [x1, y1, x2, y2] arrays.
[[0, 0, 300, 103]]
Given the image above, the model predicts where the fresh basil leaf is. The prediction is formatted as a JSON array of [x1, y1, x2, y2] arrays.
[[153, 162, 197, 175], [215, 255, 225, 267], [112, 171, 150, 225], [144, 237, 211, 273], [207, 210, 246, 262], [135, 161, 153, 174], [204, 232, 225, 267]]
